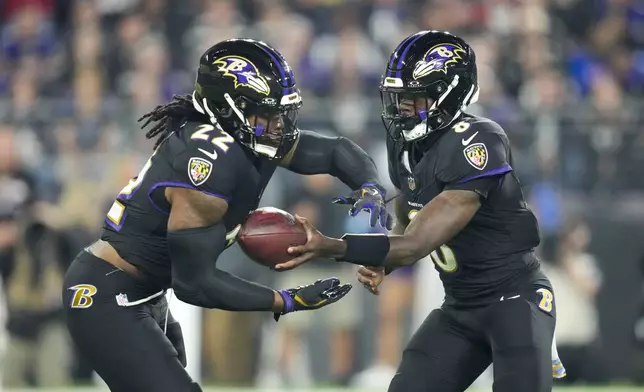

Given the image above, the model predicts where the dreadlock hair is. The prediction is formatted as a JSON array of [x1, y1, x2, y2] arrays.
[[138, 94, 211, 149]]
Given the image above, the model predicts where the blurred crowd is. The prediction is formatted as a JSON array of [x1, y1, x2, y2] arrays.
[[0, 0, 643, 388]]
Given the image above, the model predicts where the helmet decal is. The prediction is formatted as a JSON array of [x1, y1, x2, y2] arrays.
[[195, 39, 302, 160], [213, 55, 271, 95], [413, 43, 466, 80]]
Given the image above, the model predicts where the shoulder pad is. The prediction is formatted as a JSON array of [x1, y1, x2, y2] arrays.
[[442, 116, 507, 149], [447, 116, 505, 136], [173, 122, 246, 199], [436, 115, 511, 183]]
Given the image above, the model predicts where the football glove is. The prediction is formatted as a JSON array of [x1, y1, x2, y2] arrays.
[[275, 277, 352, 321], [333, 183, 393, 230]]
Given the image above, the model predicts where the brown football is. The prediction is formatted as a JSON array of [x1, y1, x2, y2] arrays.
[[238, 207, 307, 267]]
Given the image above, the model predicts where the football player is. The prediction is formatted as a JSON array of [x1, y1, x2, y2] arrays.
[[276, 31, 566, 392], [62, 39, 392, 392]]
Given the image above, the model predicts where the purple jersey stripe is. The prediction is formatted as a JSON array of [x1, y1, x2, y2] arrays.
[[105, 210, 127, 232], [457, 164, 513, 184], [117, 181, 144, 201], [148, 181, 231, 215]]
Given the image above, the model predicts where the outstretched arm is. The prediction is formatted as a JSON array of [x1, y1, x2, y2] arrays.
[[166, 187, 351, 318], [275, 122, 512, 271], [280, 130, 392, 229], [276, 189, 480, 271], [166, 187, 284, 311], [340, 189, 480, 267], [280, 130, 380, 190]]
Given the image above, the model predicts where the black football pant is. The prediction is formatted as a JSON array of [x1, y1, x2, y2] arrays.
[[62, 251, 201, 392], [389, 284, 556, 392]]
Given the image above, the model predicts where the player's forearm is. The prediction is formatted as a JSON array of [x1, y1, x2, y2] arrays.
[[389, 191, 480, 265], [168, 223, 282, 312], [173, 270, 281, 311], [325, 234, 418, 267], [330, 191, 480, 268], [285, 130, 379, 190]]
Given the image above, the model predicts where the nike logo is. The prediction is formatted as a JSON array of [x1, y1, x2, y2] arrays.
[[499, 294, 521, 301], [198, 148, 218, 161], [461, 131, 479, 146]]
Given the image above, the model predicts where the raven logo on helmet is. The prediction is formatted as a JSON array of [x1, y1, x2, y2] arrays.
[[213, 55, 271, 95], [413, 43, 466, 80]]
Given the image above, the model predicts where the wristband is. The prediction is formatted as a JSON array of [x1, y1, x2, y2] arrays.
[[337, 233, 390, 267]]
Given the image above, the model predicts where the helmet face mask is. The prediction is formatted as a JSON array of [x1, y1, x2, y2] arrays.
[[381, 89, 447, 142], [380, 31, 479, 143], [239, 98, 300, 159], [193, 39, 303, 159]]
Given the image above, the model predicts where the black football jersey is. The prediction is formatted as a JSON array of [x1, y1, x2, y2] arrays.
[[101, 121, 278, 289], [388, 114, 545, 305]]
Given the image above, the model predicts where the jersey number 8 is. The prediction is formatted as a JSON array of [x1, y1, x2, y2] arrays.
[[430, 245, 458, 273], [408, 209, 458, 273], [536, 288, 554, 313]]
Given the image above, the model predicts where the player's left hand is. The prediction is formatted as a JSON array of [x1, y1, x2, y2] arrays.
[[274, 277, 352, 321], [333, 183, 393, 230], [275, 215, 339, 271], [357, 266, 385, 295]]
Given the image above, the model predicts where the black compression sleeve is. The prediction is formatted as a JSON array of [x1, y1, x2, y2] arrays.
[[288, 130, 379, 190], [168, 223, 275, 311]]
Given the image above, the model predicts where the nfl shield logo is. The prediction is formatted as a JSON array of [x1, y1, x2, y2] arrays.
[[188, 157, 213, 186], [463, 143, 488, 171], [407, 176, 416, 190], [115, 293, 129, 306]]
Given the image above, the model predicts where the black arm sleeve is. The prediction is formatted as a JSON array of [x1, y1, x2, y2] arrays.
[[168, 223, 275, 311], [287, 130, 380, 190]]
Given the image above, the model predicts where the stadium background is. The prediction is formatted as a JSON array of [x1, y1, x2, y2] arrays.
[[1, 0, 644, 391]]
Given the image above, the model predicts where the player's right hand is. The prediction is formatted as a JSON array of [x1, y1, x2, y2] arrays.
[[357, 266, 385, 295], [274, 277, 352, 321]]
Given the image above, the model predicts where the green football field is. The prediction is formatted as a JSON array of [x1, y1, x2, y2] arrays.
[[5, 387, 644, 392]]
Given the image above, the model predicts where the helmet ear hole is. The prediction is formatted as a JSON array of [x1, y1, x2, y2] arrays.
[[427, 81, 448, 99]]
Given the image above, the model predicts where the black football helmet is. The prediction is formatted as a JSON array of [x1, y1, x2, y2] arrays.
[[380, 31, 479, 142], [192, 38, 302, 159]]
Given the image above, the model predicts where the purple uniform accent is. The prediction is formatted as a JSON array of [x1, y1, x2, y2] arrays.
[[393, 265, 415, 277], [418, 110, 428, 121], [105, 210, 127, 232], [387, 32, 426, 77], [254, 124, 265, 136], [258, 46, 295, 95], [279, 290, 295, 313], [420, 43, 464, 74], [388, 34, 417, 70], [147, 181, 232, 215], [117, 181, 144, 201], [361, 182, 386, 195], [395, 34, 425, 78], [457, 164, 512, 184], [217, 57, 266, 89]]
